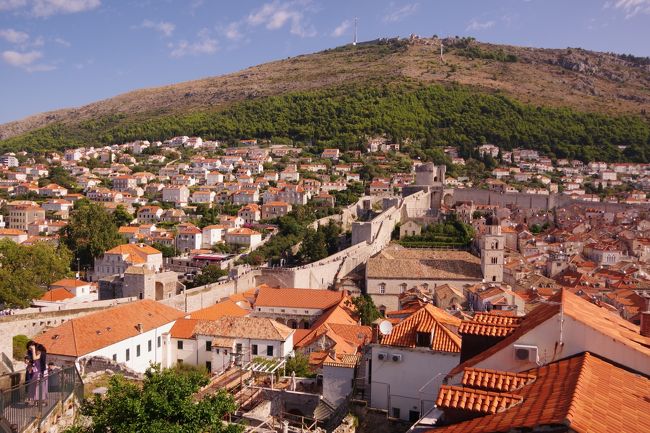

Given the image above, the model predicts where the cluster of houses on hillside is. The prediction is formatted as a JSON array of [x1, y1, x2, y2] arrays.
[[1, 135, 650, 433]]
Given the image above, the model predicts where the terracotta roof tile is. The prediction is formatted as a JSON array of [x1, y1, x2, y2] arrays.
[[430, 353, 650, 433], [195, 316, 293, 341], [381, 304, 461, 353], [39, 288, 75, 302], [189, 299, 249, 320], [436, 385, 524, 414], [35, 300, 185, 357], [255, 287, 344, 310], [461, 368, 536, 392]]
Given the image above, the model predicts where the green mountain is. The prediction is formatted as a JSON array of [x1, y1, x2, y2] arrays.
[[1, 37, 649, 161]]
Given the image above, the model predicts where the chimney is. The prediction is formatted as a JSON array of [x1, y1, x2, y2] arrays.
[[136, 323, 144, 334], [641, 311, 650, 339]]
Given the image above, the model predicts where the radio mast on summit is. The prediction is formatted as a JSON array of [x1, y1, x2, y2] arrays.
[[353, 17, 358, 46]]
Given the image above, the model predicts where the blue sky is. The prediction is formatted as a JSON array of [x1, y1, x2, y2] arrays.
[[0, 0, 648, 124]]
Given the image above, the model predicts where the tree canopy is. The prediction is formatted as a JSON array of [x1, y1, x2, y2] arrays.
[[62, 200, 124, 267], [0, 240, 72, 307], [68, 365, 242, 433], [3, 84, 649, 163]]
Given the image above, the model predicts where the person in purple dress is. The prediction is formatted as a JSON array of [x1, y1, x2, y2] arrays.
[[27, 342, 48, 405], [24, 357, 35, 406]]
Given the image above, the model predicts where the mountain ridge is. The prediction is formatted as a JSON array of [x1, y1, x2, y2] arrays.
[[2, 36, 649, 145]]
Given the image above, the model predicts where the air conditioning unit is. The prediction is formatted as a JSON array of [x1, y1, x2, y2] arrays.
[[377, 352, 388, 361], [513, 344, 539, 363], [391, 354, 403, 362]]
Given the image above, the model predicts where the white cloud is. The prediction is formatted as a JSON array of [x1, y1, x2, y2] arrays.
[[223, 21, 243, 41], [331, 19, 351, 38], [168, 29, 218, 58], [0, 28, 29, 44], [608, 0, 650, 18], [54, 36, 71, 47], [2, 49, 41, 66], [0, 0, 27, 11], [0, 0, 99, 17], [466, 19, 496, 31], [246, 1, 316, 37], [138, 19, 176, 37], [383, 2, 418, 23]]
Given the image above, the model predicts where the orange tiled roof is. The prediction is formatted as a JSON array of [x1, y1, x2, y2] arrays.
[[255, 287, 344, 310], [458, 321, 518, 338], [436, 385, 524, 414], [430, 352, 650, 433], [447, 289, 650, 378], [170, 318, 199, 339], [189, 299, 249, 320], [34, 300, 184, 357], [381, 304, 461, 353], [39, 288, 75, 302], [461, 368, 536, 392], [50, 279, 90, 289]]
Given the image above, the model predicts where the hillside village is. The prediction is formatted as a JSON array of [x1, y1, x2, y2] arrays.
[[0, 134, 649, 433]]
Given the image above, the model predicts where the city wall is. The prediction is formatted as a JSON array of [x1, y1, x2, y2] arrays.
[[257, 191, 430, 289]]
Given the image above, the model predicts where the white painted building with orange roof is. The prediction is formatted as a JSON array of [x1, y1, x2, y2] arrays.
[[92, 243, 163, 281], [35, 300, 185, 373], [369, 304, 462, 421], [224, 228, 262, 249]]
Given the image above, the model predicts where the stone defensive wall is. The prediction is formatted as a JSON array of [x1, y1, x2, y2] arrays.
[[257, 190, 430, 290], [449, 187, 650, 212]]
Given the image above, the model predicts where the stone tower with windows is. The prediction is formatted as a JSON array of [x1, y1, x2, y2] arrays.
[[480, 217, 504, 283]]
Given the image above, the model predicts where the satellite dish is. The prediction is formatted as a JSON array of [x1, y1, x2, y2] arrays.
[[379, 320, 393, 336]]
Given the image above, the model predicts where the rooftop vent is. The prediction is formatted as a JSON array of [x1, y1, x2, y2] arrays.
[[136, 323, 144, 333]]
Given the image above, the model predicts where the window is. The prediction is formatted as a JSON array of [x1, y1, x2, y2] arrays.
[[177, 340, 184, 350], [206, 361, 212, 373], [266, 345, 274, 357], [252, 344, 258, 355], [491, 256, 498, 264], [379, 283, 386, 294], [205, 341, 212, 352], [112, 353, 117, 362], [215, 349, 220, 354], [125, 349, 130, 361], [416, 332, 431, 348], [148, 340, 152, 352], [400, 283, 407, 294], [392, 408, 401, 419], [492, 276, 497, 282], [236, 343, 243, 353], [224, 350, 228, 355], [136, 345, 141, 357], [409, 410, 420, 422], [157, 336, 161, 348]]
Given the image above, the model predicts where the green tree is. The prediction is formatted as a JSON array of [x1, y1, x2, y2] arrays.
[[285, 352, 314, 378], [321, 220, 342, 255], [152, 242, 176, 258], [63, 201, 124, 267], [69, 365, 241, 433], [113, 205, 134, 227], [0, 240, 72, 307], [349, 295, 381, 325], [297, 228, 328, 264], [190, 265, 228, 288]]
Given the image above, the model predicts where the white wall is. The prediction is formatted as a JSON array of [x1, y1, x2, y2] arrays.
[[79, 321, 176, 373], [370, 345, 459, 421], [323, 365, 355, 406], [447, 312, 650, 384]]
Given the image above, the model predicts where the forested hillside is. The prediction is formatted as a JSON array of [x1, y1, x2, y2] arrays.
[[2, 37, 650, 162], [2, 84, 648, 162]]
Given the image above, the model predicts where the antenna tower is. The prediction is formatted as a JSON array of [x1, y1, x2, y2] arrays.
[[353, 17, 358, 46]]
